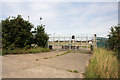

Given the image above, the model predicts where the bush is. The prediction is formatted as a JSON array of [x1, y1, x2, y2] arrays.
[[84, 48, 118, 78], [1, 15, 49, 50], [2, 15, 34, 50], [108, 25, 120, 54], [34, 25, 49, 48]]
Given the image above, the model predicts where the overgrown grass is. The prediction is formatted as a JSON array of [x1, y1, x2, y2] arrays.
[[2, 47, 50, 55], [84, 48, 118, 78], [118, 55, 120, 78]]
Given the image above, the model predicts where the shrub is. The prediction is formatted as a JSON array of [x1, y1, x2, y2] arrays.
[[2, 15, 34, 50], [108, 25, 120, 54], [1, 15, 49, 50], [34, 25, 49, 48]]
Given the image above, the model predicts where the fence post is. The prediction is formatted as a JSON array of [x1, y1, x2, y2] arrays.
[[74, 36, 75, 50], [53, 37, 54, 49], [87, 36, 88, 50], [69, 35, 71, 50], [81, 35, 82, 50], [75, 36, 77, 50], [64, 35, 65, 50], [94, 34, 97, 48], [58, 36, 59, 46]]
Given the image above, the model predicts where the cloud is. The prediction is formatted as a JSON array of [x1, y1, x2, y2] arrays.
[[1, 0, 120, 2], [1, 2, 118, 37]]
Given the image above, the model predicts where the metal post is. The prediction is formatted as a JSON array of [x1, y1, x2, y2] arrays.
[[78, 36, 80, 50], [75, 36, 77, 50], [28, 16, 29, 21], [69, 35, 71, 50], [58, 35, 60, 46], [87, 36, 88, 50], [81, 35, 82, 50], [74, 36, 75, 50], [40, 17, 42, 25], [53, 37, 54, 49], [64, 35, 65, 50], [95, 34, 97, 48], [94, 34, 97, 48]]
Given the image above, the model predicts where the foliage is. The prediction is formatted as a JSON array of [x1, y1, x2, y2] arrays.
[[108, 25, 120, 54], [34, 25, 49, 48], [1, 15, 49, 50], [84, 48, 118, 78], [2, 47, 50, 55], [2, 15, 34, 50]]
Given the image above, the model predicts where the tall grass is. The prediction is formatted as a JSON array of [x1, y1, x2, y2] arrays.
[[2, 47, 50, 55], [84, 48, 118, 78]]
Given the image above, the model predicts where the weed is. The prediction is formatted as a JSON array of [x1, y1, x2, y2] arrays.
[[67, 70, 72, 72], [67, 70, 78, 73], [36, 59, 39, 61], [44, 58, 48, 59], [61, 54, 64, 55], [73, 70, 78, 73]]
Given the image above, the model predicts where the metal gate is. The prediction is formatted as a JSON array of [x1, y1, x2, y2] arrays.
[[48, 34, 97, 51]]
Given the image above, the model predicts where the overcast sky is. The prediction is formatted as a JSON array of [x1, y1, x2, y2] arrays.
[[1, 0, 119, 37]]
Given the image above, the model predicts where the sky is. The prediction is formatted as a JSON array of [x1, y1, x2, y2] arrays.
[[0, 0, 119, 37]]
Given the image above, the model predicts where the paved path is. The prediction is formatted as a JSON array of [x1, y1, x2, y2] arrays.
[[2, 51, 91, 78]]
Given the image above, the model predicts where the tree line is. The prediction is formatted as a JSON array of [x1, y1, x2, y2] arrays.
[[1, 15, 49, 50]]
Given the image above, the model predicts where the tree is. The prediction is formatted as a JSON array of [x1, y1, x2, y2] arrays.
[[34, 25, 49, 48], [108, 25, 120, 54], [2, 15, 34, 49]]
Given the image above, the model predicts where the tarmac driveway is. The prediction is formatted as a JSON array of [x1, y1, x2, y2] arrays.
[[2, 50, 91, 78]]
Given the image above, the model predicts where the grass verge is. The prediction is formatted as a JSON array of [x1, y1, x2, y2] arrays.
[[84, 48, 118, 78], [2, 47, 50, 55]]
